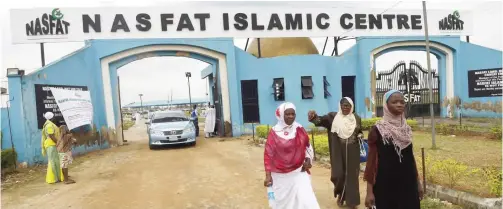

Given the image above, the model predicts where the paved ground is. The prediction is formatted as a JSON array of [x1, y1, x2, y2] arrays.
[[1, 121, 366, 209]]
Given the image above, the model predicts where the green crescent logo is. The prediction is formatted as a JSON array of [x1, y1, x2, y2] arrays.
[[51, 8, 64, 20], [453, 10, 460, 19]]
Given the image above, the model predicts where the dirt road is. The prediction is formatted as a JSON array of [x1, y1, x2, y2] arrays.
[[1, 122, 366, 209]]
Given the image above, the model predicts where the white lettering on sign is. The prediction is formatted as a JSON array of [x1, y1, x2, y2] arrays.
[[9, 7, 473, 43], [404, 94, 421, 103], [468, 68, 502, 97]]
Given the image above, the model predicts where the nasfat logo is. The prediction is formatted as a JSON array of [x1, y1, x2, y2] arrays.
[[439, 10, 464, 31], [25, 8, 70, 36]]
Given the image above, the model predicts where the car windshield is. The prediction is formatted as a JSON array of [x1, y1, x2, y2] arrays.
[[151, 112, 188, 123]]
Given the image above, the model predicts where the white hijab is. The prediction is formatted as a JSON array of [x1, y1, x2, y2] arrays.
[[331, 97, 357, 139], [273, 102, 301, 140], [44, 112, 54, 120]]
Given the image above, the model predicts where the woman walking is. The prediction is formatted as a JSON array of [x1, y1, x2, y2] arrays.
[[264, 102, 320, 209], [57, 125, 77, 184], [364, 90, 423, 209], [308, 97, 362, 208], [41, 112, 63, 184]]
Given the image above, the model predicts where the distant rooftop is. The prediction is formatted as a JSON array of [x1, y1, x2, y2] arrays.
[[123, 98, 208, 108]]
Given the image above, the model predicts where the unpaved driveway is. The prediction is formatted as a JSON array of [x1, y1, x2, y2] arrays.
[[1, 123, 366, 209]]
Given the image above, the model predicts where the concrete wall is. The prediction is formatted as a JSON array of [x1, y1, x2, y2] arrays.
[[234, 47, 358, 128], [1, 108, 12, 150], [456, 42, 502, 117]]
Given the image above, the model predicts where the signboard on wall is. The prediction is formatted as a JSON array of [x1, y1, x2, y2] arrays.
[[34, 84, 88, 129], [10, 7, 473, 43], [468, 68, 502, 97]]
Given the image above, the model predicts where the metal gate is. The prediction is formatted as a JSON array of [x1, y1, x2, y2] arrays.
[[375, 61, 441, 118]]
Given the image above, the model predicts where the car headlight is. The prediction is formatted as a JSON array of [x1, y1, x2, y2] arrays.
[[183, 126, 194, 133], [150, 129, 163, 136]]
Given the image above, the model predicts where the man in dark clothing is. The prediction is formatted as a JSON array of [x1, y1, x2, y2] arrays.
[[191, 105, 199, 137]]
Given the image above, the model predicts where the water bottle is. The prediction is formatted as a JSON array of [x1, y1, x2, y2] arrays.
[[267, 186, 276, 208]]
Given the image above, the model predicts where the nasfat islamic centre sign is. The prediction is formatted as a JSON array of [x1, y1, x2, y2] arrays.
[[10, 6, 472, 43]]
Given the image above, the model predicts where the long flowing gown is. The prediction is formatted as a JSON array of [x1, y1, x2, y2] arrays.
[[364, 126, 420, 209], [204, 108, 216, 135], [264, 128, 320, 209], [311, 112, 362, 207]]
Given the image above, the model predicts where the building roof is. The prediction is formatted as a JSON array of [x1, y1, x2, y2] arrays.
[[123, 98, 208, 108]]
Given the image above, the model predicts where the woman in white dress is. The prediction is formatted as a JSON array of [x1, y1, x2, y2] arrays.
[[263, 102, 320, 209]]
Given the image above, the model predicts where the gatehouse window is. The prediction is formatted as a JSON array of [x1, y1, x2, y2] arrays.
[[273, 78, 285, 101], [323, 76, 331, 98], [301, 76, 313, 99]]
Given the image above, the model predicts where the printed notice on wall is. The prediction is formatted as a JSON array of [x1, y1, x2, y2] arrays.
[[50, 88, 93, 130], [468, 68, 502, 98], [34, 84, 88, 129]]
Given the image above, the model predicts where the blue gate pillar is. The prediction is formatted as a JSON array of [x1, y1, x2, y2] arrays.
[[6, 73, 29, 163]]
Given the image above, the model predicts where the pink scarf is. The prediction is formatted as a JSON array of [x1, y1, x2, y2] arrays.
[[376, 90, 412, 162]]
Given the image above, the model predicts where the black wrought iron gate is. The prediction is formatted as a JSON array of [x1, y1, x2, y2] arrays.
[[375, 61, 441, 118]]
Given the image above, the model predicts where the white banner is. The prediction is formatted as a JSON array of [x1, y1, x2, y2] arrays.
[[10, 6, 472, 43], [50, 88, 93, 130]]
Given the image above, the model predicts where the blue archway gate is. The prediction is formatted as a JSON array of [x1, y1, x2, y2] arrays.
[[375, 60, 440, 118]]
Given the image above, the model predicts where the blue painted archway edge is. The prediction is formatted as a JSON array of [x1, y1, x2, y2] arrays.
[[108, 50, 219, 131], [353, 36, 502, 118], [93, 39, 241, 138]]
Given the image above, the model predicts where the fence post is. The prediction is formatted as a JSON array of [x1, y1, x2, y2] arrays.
[[252, 123, 255, 140], [311, 128, 316, 161], [421, 148, 426, 194]]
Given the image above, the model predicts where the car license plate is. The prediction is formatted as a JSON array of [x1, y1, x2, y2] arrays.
[[167, 137, 178, 141]]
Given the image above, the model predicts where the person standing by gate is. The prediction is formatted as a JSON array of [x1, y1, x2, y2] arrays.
[[57, 125, 77, 184], [191, 105, 199, 137], [41, 112, 63, 184], [364, 90, 423, 209], [308, 97, 363, 208], [204, 104, 216, 138]]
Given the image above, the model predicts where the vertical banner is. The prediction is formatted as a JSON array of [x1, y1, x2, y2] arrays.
[[50, 88, 93, 130]]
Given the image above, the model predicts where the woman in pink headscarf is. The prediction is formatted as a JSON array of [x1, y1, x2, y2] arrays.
[[263, 102, 320, 209], [364, 90, 424, 209]]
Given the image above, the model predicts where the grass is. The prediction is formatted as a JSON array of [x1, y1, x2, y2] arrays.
[[421, 198, 462, 209], [310, 130, 502, 197]]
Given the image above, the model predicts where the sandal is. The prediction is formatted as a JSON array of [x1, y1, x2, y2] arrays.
[[64, 179, 76, 184]]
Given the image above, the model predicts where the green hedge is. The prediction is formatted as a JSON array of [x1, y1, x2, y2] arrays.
[[490, 126, 502, 140], [1, 148, 17, 171], [256, 125, 271, 138], [361, 117, 418, 130]]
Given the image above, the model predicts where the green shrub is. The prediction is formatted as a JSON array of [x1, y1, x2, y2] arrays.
[[482, 166, 502, 197], [361, 117, 418, 130], [361, 117, 381, 130], [490, 126, 502, 140], [436, 158, 480, 188], [435, 124, 480, 136], [256, 125, 271, 138], [407, 119, 418, 130], [122, 120, 135, 131], [1, 148, 17, 171], [311, 135, 329, 157]]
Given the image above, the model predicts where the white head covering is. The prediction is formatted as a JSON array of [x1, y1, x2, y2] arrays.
[[44, 112, 54, 120], [272, 102, 302, 140], [331, 97, 357, 139]]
